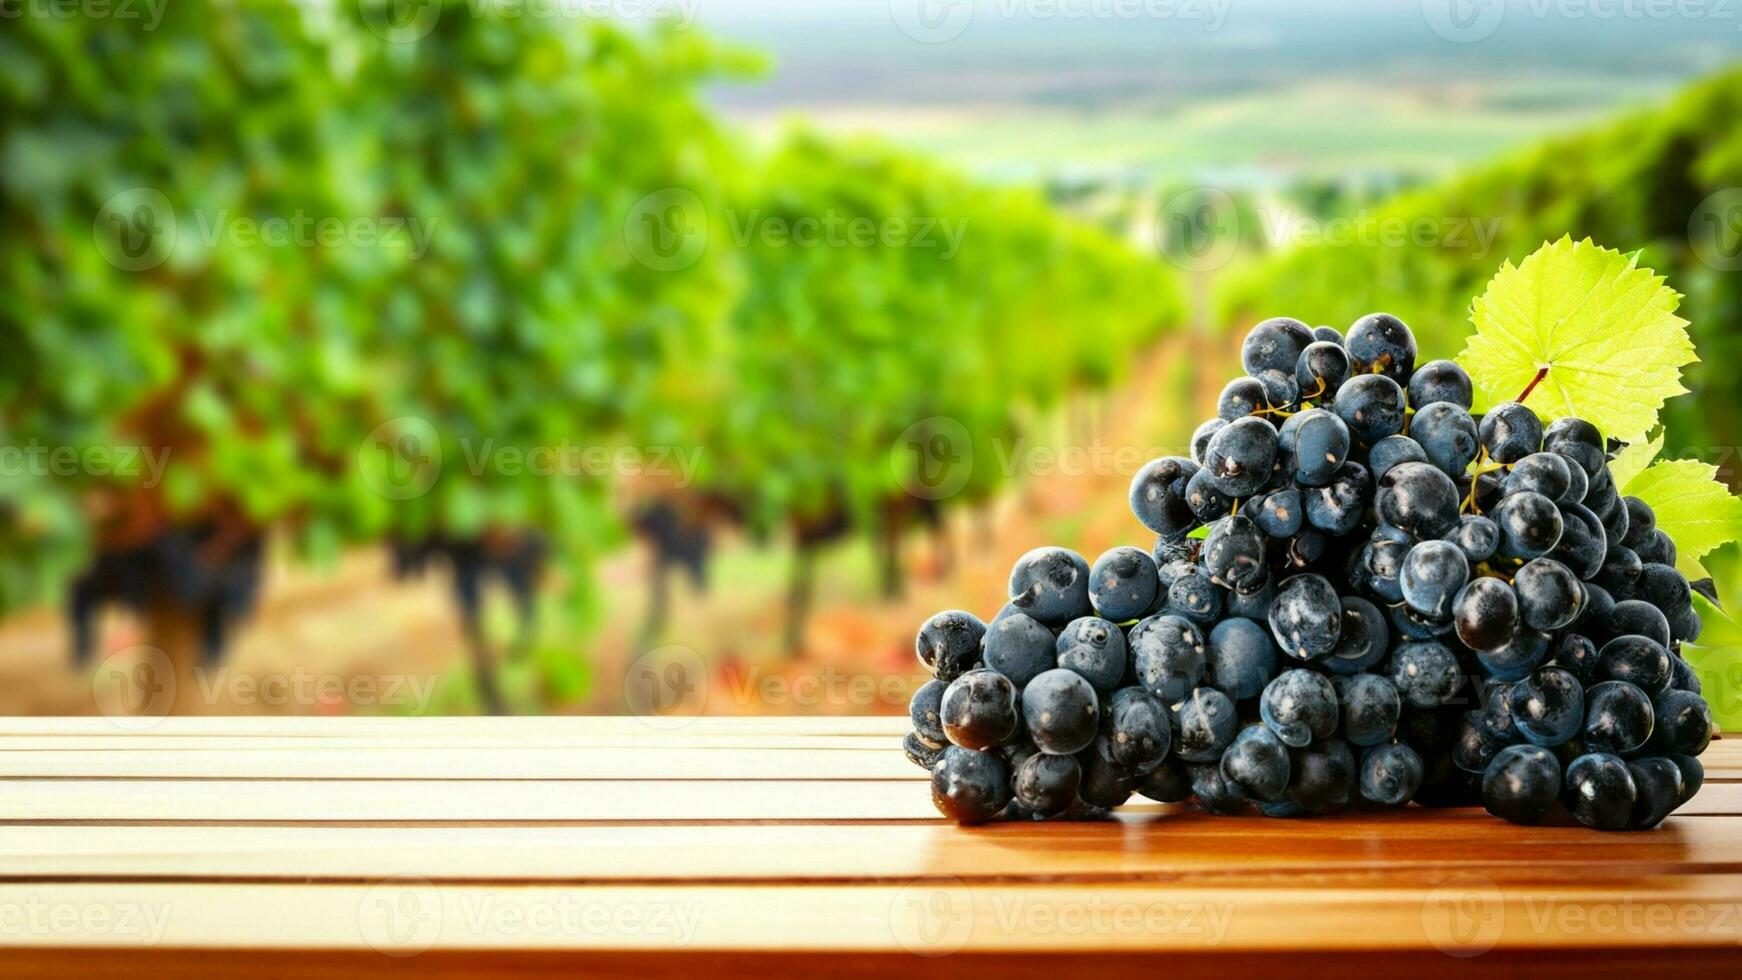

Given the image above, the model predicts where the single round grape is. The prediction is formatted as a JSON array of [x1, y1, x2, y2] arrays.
[[1559, 455, 1590, 504], [1638, 562, 1691, 613], [1285, 738, 1357, 815], [1295, 340, 1351, 401], [1332, 373, 1406, 446], [1504, 452, 1572, 502], [1204, 514, 1267, 591], [1055, 616, 1129, 693], [1400, 540, 1470, 620], [1312, 325, 1343, 344], [1445, 514, 1500, 564], [1203, 416, 1279, 498], [1411, 402, 1480, 478], [904, 731, 944, 770], [1242, 316, 1316, 375], [1359, 743, 1425, 806], [1511, 666, 1584, 747], [1550, 437, 1606, 480], [1562, 753, 1637, 831], [1106, 686, 1172, 770], [1626, 757, 1685, 830], [1022, 668, 1100, 756], [1620, 496, 1656, 548], [1279, 408, 1350, 487], [1268, 573, 1343, 660], [1491, 490, 1563, 560], [1076, 735, 1139, 808], [1188, 761, 1250, 815], [1254, 368, 1299, 410], [1173, 687, 1238, 762], [1205, 617, 1278, 700], [1551, 502, 1606, 579], [1367, 434, 1429, 483], [1598, 634, 1672, 696], [1671, 754, 1705, 807], [1129, 614, 1206, 704], [1008, 546, 1092, 627], [1326, 596, 1390, 674], [916, 609, 987, 681], [983, 612, 1057, 689], [1135, 757, 1193, 803], [1669, 605, 1703, 646], [1548, 632, 1600, 685], [909, 679, 947, 748], [1305, 461, 1372, 536], [1478, 401, 1544, 464], [1346, 312, 1417, 383], [1225, 573, 1277, 621], [1184, 467, 1234, 523], [1544, 416, 1603, 451], [1514, 557, 1584, 631], [1190, 419, 1226, 465], [1474, 628, 1550, 682], [1391, 602, 1455, 640], [1012, 751, 1081, 818], [1407, 359, 1473, 409], [1389, 641, 1463, 708], [1651, 689, 1713, 756], [1249, 488, 1303, 539], [1259, 669, 1339, 748], [1088, 547, 1159, 624], [1166, 565, 1225, 624], [1582, 680, 1655, 755], [1377, 461, 1461, 538], [1218, 376, 1267, 421], [1482, 744, 1561, 825], [1607, 599, 1671, 648], [1594, 545, 1643, 601], [1454, 711, 1506, 774], [940, 669, 1020, 750], [1222, 724, 1292, 803], [1637, 527, 1677, 566], [1453, 577, 1520, 652], [1338, 673, 1401, 747], [931, 746, 1011, 824]]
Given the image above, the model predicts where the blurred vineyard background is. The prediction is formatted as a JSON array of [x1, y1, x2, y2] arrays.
[[3, 0, 1742, 721]]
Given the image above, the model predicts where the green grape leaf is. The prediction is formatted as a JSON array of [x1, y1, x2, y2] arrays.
[[1458, 236, 1695, 443], [1606, 429, 1664, 491], [1622, 459, 1742, 579]]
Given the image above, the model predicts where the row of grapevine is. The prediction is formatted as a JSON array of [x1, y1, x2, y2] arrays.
[[0, 2, 1183, 710]]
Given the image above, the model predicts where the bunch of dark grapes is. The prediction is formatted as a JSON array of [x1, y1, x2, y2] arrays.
[[906, 315, 1713, 830]]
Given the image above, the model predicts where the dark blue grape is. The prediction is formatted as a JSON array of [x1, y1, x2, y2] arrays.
[[1242, 316, 1316, 375], [1454, 711, 1507, 774], [1360, 743, 1425, 806], [1620, 496, 1656, 548], [1544, 416, 1603, 451], [1305, 461, 1373, 536], [1514, 557, 1584, 631], [1445, 515, 1500, 564], [1008, 547, 1092, 627], [1400, 540, 1470, 620], [1338, 673, 1401, 747], [1285, 738, 1357, 814], [931, 746, 1011, 824], [1504, 452, 1572, 501], [1222, 724, 1292, 802], [1560, 456, 1590, 504], [940, 669, 1020, 750], [1205, 617, 1278, 700], [1594, 545, 1643, 600], [1204, 514, 1267, 591], [1218, 376, 1267, 422], [1377, 461, 1461, 538], [1390, 602, 1455, 640], [1637, 528, 1677, 566], [1226, 573, 1277, 621], [1166, 565, 1225, 624], [1362, 535, 1408, 604], [1551, 502, 1605, 579], [1670, 605, 1703, 646], [1411, 402, 1480, 478], [1022, 668, 1100, 755], [1203, 416, 1279, 497], [1491, 490, 1563, 560], [910, 679, 947, 747], [1672, 754, 1705, 806], [1129, 613, 1206, 704], [1332, 373, 1406, 446], [1482, 744, 1561, 825], [1346, 312, 1417, 383], [1076, 736, 1139, 808], [983, 612, 1057, 688], [1407, 359, 1473, 409], [1190, 419, 1225, 465], [1188, 761, 1250, 815], [1598, 635, 1672, 696], [1295, 340, 1351, 402], [1326, 596, 1390, 674], [1088, 547, 1158, 623], [1626, 757, 1684, 830], [1607, 599, 1671, 647], [904, 731, 945, 770], [1389, 641, 1463, 708], [1184, 467, 1234, 522], [1055, 617, 1129, 693], [1548, 632, 1600, 685], [1651, 689, 1713, 756], [1260, 669, 1339, 748], [1511, 666, 1583, 747], [1638, 563, 1691, 613], [1313, 325, 1343, 343], [1454, 577, 1519, 652], [1475, 628, 1550, 682], [1106, 686, 1172, 770], [1135, 757, 1193, 803], [1367, 434, 1429, 482], [1254, 368, 1299, 410], [1252, 488, 1304, 537], [1013, 751, 1081, 817], [1268, 573, 1343, 660], [916, 609, 986, 681], [1582, 680, 1654, 755], [1173, 687, 1238, 762], [1279, 408, 1350, 487], [1478, 401, 1544, 464], [1563, 753, 1636, 831]]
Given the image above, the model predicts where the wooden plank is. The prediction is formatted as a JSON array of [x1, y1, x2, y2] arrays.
[[0, 717, 911, 738]]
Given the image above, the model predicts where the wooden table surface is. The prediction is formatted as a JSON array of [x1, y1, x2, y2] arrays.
[[0, 716, 1738, 977]]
